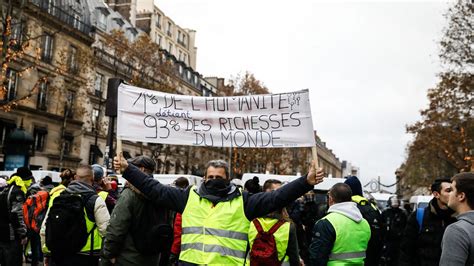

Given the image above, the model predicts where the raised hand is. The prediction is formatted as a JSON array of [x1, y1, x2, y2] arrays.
[[307, 160, 325, 186]]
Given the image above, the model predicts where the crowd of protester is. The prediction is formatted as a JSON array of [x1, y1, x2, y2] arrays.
[[0, 156, 473, 266]]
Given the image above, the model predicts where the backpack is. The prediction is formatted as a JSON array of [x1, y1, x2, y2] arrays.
[[23, 190, 49, 233], [250, 219, 286, 266], [45, 191, 98, 256], [131, 198, 173, 255], [416, 207, 425, 233]]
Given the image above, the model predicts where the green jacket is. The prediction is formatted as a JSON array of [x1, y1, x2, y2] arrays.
[[101, 187, 163, 266]]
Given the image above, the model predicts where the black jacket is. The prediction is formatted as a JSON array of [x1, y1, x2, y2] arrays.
[[0, 184, 26, 242], [399, 199, 456, 266], [102, 186, 168, 266], [382, 207, 407, 241], [308, 218, 335, 266], [122, 164, 314, 221]]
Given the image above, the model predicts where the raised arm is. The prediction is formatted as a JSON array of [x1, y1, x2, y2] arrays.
[[115, 156, 189, 213], [244, 161, 324, 220]]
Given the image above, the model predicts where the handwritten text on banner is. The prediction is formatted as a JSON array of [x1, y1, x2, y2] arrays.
[[117, 84, 316, 148]]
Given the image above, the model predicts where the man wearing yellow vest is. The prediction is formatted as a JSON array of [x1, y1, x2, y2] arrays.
[[309, 183, 371, 266], [248, 179, 300, 266], [40, 165, 110, 266], [114, 157, 324, 266]]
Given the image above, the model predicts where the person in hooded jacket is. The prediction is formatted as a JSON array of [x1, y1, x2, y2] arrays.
[[399, 178, 456, 266], [40, 165, 110, 266], [344, 176, 384, 266], [114, 156, 324, 266], [102, 156, 171, 266], [0, 167, 32, 266], [440, 172, 474, 266], [309, 183, 371, 266]]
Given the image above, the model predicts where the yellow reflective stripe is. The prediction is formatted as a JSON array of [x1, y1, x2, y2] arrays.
[[182, 226, 248, 241], [329, 251, 366, 260], [181, 243, 247, 259]]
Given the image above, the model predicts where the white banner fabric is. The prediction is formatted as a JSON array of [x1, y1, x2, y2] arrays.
[[117, 84, 316, 148]]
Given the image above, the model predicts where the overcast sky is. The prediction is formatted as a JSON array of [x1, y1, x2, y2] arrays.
[[155, 0, 452, 190]]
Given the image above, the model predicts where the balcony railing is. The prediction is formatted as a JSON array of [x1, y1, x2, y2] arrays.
[[94, 48, 133, 75], [30, 0, 92, 35]]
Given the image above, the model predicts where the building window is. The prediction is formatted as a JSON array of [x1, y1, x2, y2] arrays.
[[156, 13, 161, 28], [65, 90, 75, 118], [73, 12, 82, 30], [97, 12, 107, 30], [167, 21, 172, 37], [177, 31, 181, 42], [68, 45, 78, 73], [186, 70, 191, 81], [33, 127, 47, 151], [182, 35, 187, 47], [88, 144, 103, 165], [2, 69, 17, 101], [0, 120, 16, 146], [37, 82, 48, 111], [63, 133, 74, 155], [94, 73, 103, 97], [11, 19, 24, 45], [41, 33, 54, 63], [178, 65, 183, 75], [168, 43, 173, 54], [156, 34, 162, 47], [178, 50, 182, 61], [91, 107, 100, 131]]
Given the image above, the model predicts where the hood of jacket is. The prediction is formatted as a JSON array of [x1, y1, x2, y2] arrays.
[[66, 180, 96, 194], [328, 201, 364, 223], [457, 210, 474, 225]]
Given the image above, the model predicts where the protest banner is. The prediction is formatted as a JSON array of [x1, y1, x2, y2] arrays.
[[117, 83, 316, 149]]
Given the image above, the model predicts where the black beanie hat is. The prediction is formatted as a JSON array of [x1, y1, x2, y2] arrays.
[[344, 176, 363, 196], [15, 167, 33, 180]]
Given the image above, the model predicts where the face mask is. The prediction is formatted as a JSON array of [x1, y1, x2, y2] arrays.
[[205, 178, 230, 190]]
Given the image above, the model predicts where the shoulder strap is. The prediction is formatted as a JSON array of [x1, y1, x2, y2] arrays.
[[253, 219, 264, 233], [416, 207, 425, 233], [6, 185, 15, 211], [84, 193, 99, 222], [268, 220, 285, 234]]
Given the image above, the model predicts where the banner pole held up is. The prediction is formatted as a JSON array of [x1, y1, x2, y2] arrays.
[[312, 146, 319, 169], [116, 137, 122, 174]]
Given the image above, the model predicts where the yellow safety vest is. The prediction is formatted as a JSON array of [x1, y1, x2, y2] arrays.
[[248, 217, 291, 265], [79, 191, 107, 254], [324, 212, 371, 266], [180, 186, 250, 265]]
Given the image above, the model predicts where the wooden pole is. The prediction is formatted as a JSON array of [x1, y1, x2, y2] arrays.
[[116, 137, 122, 174], [312, 146, 319, 169]]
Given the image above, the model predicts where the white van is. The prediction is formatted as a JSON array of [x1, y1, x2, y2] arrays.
[[409, 195, 433, 211], [241, 173, 299, 186]]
